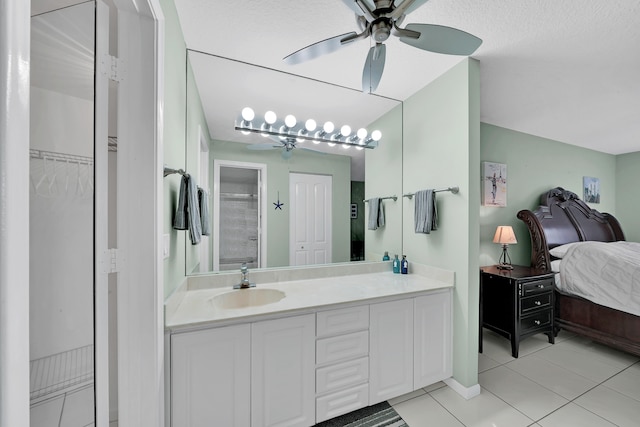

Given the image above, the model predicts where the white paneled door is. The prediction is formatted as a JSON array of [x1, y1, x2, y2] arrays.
[[289, 173, 332, 266]]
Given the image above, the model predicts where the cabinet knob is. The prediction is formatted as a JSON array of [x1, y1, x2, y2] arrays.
[[535, 301, 541, 306], [534, 320, 541, 325], [537, 284, 544, 289]]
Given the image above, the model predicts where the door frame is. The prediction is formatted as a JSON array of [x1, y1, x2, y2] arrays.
[[213, 159, 267, 271]]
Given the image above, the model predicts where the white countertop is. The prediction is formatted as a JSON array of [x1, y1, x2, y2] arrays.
[[166, 269, 453, 331]]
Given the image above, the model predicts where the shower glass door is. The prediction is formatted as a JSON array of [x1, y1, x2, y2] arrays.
[[29, 2, 98, 425]]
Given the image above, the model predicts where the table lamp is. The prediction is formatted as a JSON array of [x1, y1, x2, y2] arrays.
[[493, 225, 517, 270]]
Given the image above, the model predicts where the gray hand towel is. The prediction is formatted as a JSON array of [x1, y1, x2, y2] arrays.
[[173, 174, 202, 244], [367, 198, 385, 230], [198, 187, 210, 236], [414, 189, 438, 234]]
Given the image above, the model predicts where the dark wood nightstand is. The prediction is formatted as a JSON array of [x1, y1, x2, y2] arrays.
[[479, 265, 555, 358]]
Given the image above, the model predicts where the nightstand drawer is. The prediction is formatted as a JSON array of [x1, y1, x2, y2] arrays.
[[521, 279, 553, 296], [520, 292, 552, 315], [520, 309, 552, 334]]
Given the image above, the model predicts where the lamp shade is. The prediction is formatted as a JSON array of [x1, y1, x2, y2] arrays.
[[493, 226, 517, 245]]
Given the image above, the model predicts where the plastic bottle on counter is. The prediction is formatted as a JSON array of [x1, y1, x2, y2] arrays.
[[382, 251, 390, 261], [392, 254, 400, 274], [401, 255, 408, 274]]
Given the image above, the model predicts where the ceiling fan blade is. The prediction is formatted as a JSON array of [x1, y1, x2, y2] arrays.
[[247, 143, 281, 150], [340, 0, 364, 16], [399, 23, 482, 55], [283, 32, 358, 65], [401, 0, 430, 16], [362, 44, 386, 93]]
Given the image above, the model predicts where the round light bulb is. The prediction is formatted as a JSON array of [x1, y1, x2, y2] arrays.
[[371, 130, 382, 141], [305, 119, 317, 132], [264, 111, 277, 125], [284, 114, 297, 128], [357, 128, 368, 140], [241, 107, 255, 122], [323, 121, 335, 133], [340, 125, 351, 137]]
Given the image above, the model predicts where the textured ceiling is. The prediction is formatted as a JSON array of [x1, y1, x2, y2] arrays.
[[176, 0, 640, 155]]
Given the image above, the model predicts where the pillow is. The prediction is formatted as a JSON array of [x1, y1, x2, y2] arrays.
[[550, 260, 561, 273], [549, 242, 582, 258]]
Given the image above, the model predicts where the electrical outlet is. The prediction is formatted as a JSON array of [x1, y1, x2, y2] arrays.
[[163, 234, 170, 259]]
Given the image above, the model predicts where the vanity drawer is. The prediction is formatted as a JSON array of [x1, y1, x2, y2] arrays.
[[520, 292, 552, 315], [317, 330, 368, 365], [317, 305, 369, 338], [520, 309, 552, 334], [316, 383, 369, 423], [316, 357, 368, 394], [520, 279, 554, 296]]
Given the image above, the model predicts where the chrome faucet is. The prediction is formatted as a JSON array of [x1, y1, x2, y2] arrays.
[[233, 263, 255, 289]]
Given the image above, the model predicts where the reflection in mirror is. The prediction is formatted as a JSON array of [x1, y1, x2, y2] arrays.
[[185, 50, 402, 274]]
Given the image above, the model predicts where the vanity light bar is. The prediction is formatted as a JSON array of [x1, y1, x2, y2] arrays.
[[234, 108, 382, 149]]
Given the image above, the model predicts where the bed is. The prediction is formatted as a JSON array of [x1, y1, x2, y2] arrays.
[[517, 187, 640, 356]]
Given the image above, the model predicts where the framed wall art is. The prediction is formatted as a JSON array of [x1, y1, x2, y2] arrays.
[[482, 162, 507, 207], [583, 176, 600, 203]]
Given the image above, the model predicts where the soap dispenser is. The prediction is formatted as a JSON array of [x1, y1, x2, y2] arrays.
[[401, 255, 408, 274], [392, 254, 400, 273], [382, 251, 390, 261]]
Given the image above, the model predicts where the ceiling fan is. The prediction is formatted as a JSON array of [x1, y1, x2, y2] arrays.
[[283, 0, 482, 93], [247, 137, 326, 160]]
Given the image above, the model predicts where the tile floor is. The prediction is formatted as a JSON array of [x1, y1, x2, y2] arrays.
[[390, 330, 640, 427], [30, 385, 95, 427]]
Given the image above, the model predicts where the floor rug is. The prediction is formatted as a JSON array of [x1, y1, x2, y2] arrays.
[[314, 401, 408, 427]]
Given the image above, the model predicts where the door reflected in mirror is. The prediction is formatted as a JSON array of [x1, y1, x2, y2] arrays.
[[184, 50, 403, 274]]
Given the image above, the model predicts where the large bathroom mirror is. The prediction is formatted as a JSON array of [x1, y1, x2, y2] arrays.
[[184, 50, 403, 274]]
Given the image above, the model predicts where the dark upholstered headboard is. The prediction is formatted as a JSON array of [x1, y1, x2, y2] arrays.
[[517, 187, 625, 271]]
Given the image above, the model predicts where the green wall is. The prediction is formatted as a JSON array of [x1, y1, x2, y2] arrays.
[[480, 124, 617, 267], [402, 59, 481, 388], [210, 140, 351, 267], [364, 104, 403, 261], [616, 151, 640, 242]]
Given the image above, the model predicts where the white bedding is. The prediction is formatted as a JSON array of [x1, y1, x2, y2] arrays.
[[555, 241, 640, 316]]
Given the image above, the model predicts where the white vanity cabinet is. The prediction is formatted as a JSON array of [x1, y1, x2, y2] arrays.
[[169, 287, 453, 427], [414, 291, 452, 388], [369, 299, 415, 404], [251, 314, 315, 427], [315, 305, 370, 422], [171, 324, 251, 427], [170, 314, 314, 427]]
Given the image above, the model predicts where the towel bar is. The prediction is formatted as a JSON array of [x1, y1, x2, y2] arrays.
[[403, 187, 459, 199], [163, 166, 187, 178], [363, 195, 398, 203]]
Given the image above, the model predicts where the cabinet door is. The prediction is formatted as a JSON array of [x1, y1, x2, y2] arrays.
[[171, 324, 251, 427], [369, 299, 414, 404], [251, 314, 315, 427], [414, 291, 452, 388]]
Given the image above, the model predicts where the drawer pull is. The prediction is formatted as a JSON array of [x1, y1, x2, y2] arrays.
[[534, 320, 541, 325], [537, 284, 545, 289], [535, 301, 542, 306]]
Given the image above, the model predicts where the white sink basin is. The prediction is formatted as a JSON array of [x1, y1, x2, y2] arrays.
[[213, 288, 286, 309]]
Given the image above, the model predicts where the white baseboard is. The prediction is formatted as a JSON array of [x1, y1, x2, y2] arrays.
[[443, 377, 481, 400]]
